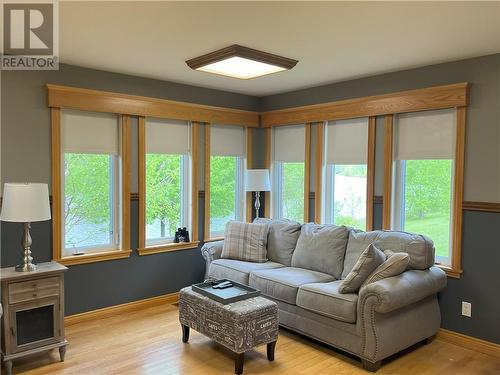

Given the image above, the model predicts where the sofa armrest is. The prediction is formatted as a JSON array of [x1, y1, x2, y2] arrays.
[[358, 266, 446, 314], [201, 241, 224, 279]]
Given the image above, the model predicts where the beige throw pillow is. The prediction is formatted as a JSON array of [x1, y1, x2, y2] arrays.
[[339, 244, 385, 294], [221, 221, 269, 263], [361, 252, 410, 288]]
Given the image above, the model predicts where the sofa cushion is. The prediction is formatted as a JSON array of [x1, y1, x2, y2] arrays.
[[249, 267, 334, 305], [342, 230, 380, 279], [339, 244, 385, 293], [291, 223, 349, 278], [208, 259, 285, 285], [342, 230, 435, 278], [221, 221, 269, 263], [296, 281, 358, 323], [374, 231, 435, 270], [361, 252, 410, 288], [254, 218, 301, 266]]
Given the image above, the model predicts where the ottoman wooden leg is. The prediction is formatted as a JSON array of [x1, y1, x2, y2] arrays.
[[267, 341, 277, 361], [181, 325, 190, 343], [235, 352, 244, 374]]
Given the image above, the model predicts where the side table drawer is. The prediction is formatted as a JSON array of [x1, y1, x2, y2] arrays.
[[9, 277, 60, 304]]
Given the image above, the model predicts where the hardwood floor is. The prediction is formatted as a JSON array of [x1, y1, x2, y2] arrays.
[[10, 303, 500, 375]]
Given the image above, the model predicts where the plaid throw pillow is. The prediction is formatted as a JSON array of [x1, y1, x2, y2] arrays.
[[221, 221, 269, 263]]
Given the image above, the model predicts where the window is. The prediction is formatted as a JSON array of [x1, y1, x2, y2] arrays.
[[391, 109, 456, 266], [322, 118, 370, 229], [271, 124, 308, 223], [58, 109, 130, 263], [206, 125, 246, 239], [138, 118, 193, 253]]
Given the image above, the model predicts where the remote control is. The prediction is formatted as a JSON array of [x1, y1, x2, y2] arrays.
[[217, 282, 233, 289], [213, 281, 233, 289]]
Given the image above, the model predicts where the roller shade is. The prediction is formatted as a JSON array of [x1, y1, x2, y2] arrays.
[[326, 118, 368, 165], [146, 118, 190, 154], [62, 110, 118, 154], [210, 125, 245, 156], [273, 124, 306, 162], [396, 109, 456, 160]]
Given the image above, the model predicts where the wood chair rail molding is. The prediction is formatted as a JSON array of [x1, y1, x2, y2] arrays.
[[261, 83, 469, 127], [46, 84, 259, 127]]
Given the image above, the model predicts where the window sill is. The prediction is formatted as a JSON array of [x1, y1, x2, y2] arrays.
[[203, 237, 224, 243], [137, 241, 200, 256], [56, 249, 132, 266], [436, 264, 462, 279]]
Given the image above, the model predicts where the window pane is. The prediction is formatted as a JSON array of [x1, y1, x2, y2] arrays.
[[210, 156, 238, 235], [281, 162, 304, 222], [145, 154, 183, 244], [64, 153, 113, 251], [403, 159, 453, 260], [332, 165, 367, 229]]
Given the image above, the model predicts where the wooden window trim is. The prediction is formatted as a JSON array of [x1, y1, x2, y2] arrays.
[[314, 122, 324, 224], [137, 118, 199, 256], [366, 117, 376, 231], [245, 128, 254, 222], [382, 115, 394, 230], [264, 128, 272, 218], [261, 83, 469, 127], [47, 84, 259, 127], [204, 124, 211, 241], [383, 108, 466, 278], [304, 123, 312, 222], [51, 110, 132, 266]]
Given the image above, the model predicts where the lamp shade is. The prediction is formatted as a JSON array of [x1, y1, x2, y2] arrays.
[[245, 169, 271, 192], [1, 183, 51, 222]]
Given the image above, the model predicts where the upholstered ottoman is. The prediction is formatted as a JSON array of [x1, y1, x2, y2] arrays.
[[179, 286, 279, 374]]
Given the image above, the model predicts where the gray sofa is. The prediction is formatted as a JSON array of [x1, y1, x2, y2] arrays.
[[201, 220, 447, 371]]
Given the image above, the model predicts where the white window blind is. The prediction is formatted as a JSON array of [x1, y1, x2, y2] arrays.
[[273, 124, 306, 162], [395, 109, 456, 160], [62, 110, 118, 154], [326, 118, 368, 165], [146, 118, 190, 154], [211, 125, 245, 156]]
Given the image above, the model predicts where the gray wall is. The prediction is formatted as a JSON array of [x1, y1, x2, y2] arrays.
[[0, 64, 259, 315], [262, 54, 500, 344], [2, 55, 499, 343]]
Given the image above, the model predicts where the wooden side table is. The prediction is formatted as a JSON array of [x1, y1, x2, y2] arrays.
[[1, 262, 68, 374]]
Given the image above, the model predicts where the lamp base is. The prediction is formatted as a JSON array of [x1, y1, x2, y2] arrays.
[[15, 263, 38, 272], [15, 222, 38, 272]]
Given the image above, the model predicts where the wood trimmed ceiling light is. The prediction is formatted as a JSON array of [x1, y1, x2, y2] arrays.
[[186, 44, 298, 80]]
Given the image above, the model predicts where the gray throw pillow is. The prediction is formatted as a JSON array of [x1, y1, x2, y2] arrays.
[[339, 244, 385, 294], [361, 252, 410, 288], [291, 223, 349, 278], [221, 221, 269, 263], [342, 230, 381, 279], [254, 218, 301, 266]]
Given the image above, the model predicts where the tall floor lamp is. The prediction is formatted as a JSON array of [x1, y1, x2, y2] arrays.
[[0, 183, 51, 272], [245, 169, 271, 219]]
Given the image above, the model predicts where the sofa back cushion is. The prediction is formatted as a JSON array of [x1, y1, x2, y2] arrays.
[[342, 230, 435, 278], [254, 218, 301, 266], [221, 221, 269, 263], [291, 223, 349, 278]]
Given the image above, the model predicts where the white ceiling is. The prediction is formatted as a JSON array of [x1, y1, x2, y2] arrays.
[[60, 1, 500, 96]]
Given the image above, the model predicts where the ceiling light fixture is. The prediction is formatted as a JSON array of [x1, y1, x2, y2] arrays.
[[186, 44, 298, 80]]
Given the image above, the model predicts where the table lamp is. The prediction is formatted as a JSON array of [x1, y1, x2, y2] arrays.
[[245, 169, 271, 219], [1, 183, 51, 272]]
